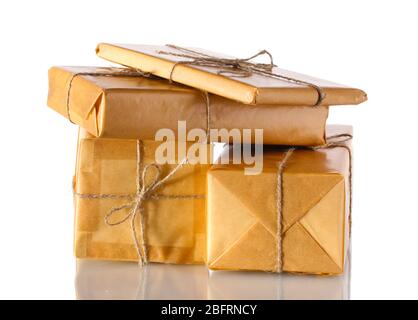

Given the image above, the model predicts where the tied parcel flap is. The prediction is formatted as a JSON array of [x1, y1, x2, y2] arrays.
[[48, 66, 329, 146], [207, 125, 352, 275], [74, 129, 209, 264], [96, 43, 367, 106]]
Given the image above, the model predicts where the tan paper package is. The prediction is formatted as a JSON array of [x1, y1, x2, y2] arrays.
[[207, 125, 352, 275], [74, 129, 210, 264], [48, 66, 330, 146], [96, 43, 367, 106]]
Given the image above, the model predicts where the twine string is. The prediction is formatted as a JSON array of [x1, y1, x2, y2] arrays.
[[74, 140, 202, 266], [67, 65, 348, 270], [74, 134, 351, 269], [158, 45, 275, 79], [65, 68, 213, 142], [311, 134, 353, 221], [275, 148, 295, 273], [275, 133, 353, 273], [67, 68, 208, 266], [157, 44, 325, 106], [65, 67, 153, 123]]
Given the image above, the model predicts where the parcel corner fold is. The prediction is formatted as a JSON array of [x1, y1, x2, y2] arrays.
[[47, 66, 207, 139], [207, 125, 352, 275], [47, 66, 330, 146], [74, 129, 210, 264]]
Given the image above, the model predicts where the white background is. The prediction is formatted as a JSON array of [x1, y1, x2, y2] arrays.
[[0, 0, 417, 299]]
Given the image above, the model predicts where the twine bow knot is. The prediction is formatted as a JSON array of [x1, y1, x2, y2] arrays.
[[75, 140, 192, 266], [158, 45, 275, 77], [158, 44, 325, 105], [103, 163, 163, 266]]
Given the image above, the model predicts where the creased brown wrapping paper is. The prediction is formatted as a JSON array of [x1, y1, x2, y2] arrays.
[[74, 129, 209, 264], [48, 66, 329, 146], [207, 125, 352, 275], [96, 43, 367, 106]]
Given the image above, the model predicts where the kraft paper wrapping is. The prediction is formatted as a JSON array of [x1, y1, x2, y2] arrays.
[[96, 43, 367, 106], [74, 129, 209, 264], [48, 66, 329, 146], [207, 125, 352, 275]]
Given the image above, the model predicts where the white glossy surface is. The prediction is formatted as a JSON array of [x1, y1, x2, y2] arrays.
[[75, 256, 350, 300]]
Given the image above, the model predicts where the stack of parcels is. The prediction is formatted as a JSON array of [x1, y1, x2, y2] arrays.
[[47, 43, 366, 275]]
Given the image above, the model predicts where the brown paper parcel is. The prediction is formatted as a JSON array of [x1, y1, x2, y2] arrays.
[[74, 130, 209, 264], [48, 66, 329, 146], [96, 43, 367, 106], [207, 125, 352, 275]]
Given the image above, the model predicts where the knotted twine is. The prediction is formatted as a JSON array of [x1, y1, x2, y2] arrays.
[[157, 44, 326, 106], [67, 68, 210, 266], [74, 140, 204, 266], [275, 133, 353, 273], [64, 49, 335, 268], [65, 45, 326, 136]]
